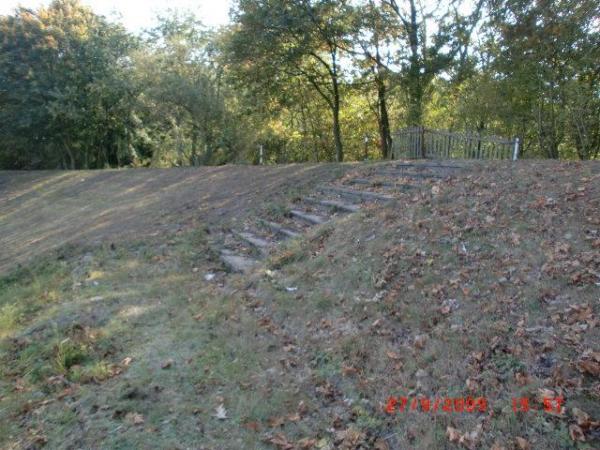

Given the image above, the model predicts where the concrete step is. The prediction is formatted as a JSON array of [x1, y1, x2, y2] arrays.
[[303, 197, 360, 213], [290, 209, 327, 225], [319, 185, 395, 202], [220, 249, 259, 273], [262, 220, 301, 239]]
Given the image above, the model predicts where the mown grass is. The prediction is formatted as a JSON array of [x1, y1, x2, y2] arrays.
[[246, 161, 600, 449], [1, 161, 599, 449], [0, 229, 292, 449]]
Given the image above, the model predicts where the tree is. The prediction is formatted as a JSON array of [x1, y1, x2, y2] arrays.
[[382, 0, 483, 126], [226, 0, 354, 162], [0, 0, 137, 169], [350, 0, 396, 158], [487, 0, 600, 158], [136, 13, 232, 166]]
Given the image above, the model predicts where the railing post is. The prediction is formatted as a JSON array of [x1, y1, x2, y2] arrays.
[[512, 137, 520, 161], [419, 126, 426, 158]]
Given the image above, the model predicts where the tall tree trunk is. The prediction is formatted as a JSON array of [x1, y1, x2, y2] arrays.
[[407, 82, 424, 126], [190, 129, 198, 166], [63, 139, 75, 170], [406, 0, 423, 127], [331, 56, 344, 162], [376, 75, 392, 158], [332, 103, 343, 162]]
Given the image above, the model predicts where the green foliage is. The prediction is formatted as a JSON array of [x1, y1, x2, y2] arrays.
[[53, 338, 89, 374], [0, 0, 598, 166], [224, 0, 356, 161], [0, 0, 138, 168], [0, 303, 21, 337], [449, 0, 600, 159]]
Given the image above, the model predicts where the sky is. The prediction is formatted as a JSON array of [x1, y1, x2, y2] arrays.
[[0, 0, 232, 32]]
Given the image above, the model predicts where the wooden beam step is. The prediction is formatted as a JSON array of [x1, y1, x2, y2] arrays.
[[371, 172, 444, 179], [319, 186, 394, 202], [262, 221, 301, 239], [303, 197, 360, 213], [290, 209, 327, 225], [220, 249, 259, 273], [391, 163, 463, 170], [347, 178, 417, 187], [236, 231, 271, 253]]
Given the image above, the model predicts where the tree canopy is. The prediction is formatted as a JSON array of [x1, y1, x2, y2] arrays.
[[0, 0, 598, 169]]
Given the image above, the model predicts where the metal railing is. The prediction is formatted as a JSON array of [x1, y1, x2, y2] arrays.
[[392, 127, 520, 160]]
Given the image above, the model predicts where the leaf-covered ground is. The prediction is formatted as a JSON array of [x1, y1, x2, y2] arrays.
[[1, 161, 599, 449]]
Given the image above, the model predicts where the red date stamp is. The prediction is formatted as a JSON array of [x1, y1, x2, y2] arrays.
[[385, 396, 487, 414], [512, 396, 564, 413]]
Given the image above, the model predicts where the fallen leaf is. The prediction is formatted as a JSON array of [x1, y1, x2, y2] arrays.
[[386, 351, 401, 360], [572, 408, 591, 427], [267, 433, 294, 450], [515, 372, 530, 386], [569, 424, 585, 442], [577, 351, 600, 377], [459, 423, 482, 450], [342, 365, 358, 376], [414, 334, 427, 349], [214, 404, 228, 420], [286, 412, 300, 422], [125, 412, 145, 425], [298, 400, 308, 415], [515, 437, 530, 450], [121, 357, 133, 366], [446, 426, 461, 443], [268, 416, 286, 428], [373, 438, 390, 450], [471, 351, 485, 362], [466, 378, 479, 392], [297, 437, 317, 449], [243, 421, 260, 432], [335, 427, 365, 448]]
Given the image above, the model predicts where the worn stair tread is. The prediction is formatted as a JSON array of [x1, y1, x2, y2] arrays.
[[262, 220, 301, 239], [371, 171, 445, 179], [236, 231, 271, 252], [390, 162, 463, 170], [346, 178, 417, 187], [290, 209, 327, 225], [220, 250, 259, 273], [319, 185, 395, 202], [303, 197, 360, 213]]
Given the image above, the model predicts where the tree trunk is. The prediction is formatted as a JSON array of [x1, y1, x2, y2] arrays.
[[376, 76, 392, 158], [329, 48, 344, 162], [332, 105, 343, 162], [190, 130, 198, 166], [63, 140, 75, 170], [407, 82, 424, 126], [406, 0, 423, 127], [331, 62, 344, 162]]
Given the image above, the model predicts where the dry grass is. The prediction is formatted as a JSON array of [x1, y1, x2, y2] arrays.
[[0, 160, 599, 449]]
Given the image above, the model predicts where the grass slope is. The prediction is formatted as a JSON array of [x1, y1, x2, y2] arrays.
[[0, 161, 599, 449]]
